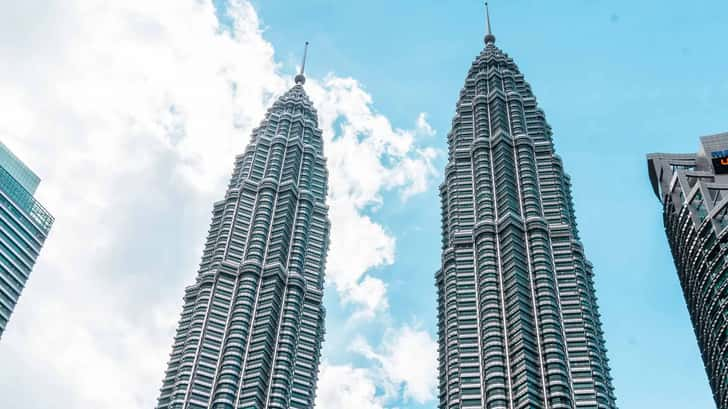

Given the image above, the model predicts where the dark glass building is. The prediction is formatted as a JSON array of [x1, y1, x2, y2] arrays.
[[648, 132, 728, 409], [435, 10, 618, 409], [156, 51, 330, 409], [0, 141, 54, 338]]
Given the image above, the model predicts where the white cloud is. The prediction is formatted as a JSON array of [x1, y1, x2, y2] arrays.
[[316, 363, 385, 409], [416, 112, 436, 137], [315, 324, 438, 408], [1, 1, 284, 407], [311, 76, 437, 208], [352, 325, 439, 404], [0, 0, 439, 408], [306, 76, 439, 317]]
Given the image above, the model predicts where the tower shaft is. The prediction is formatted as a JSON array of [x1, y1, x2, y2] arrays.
[[157, 83, 329, 409], [436, 39, 617, 409]]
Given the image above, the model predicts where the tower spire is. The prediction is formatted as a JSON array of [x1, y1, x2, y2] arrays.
[[485, 2, 496, 44], [295, 41, 309, 85]]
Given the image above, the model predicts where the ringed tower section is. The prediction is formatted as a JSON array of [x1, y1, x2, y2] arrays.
[[435, 5, 618, 409], [156, 43, 330, 409]]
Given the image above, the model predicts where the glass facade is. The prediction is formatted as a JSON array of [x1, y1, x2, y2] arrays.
[[156, 75, 329, 409], [436, 33, 617, 408], [0, 144, 53, 338], [648, 132, 728, 409], [0, 142, 40, 195]]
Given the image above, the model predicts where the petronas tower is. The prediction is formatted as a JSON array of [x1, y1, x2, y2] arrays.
[[435, 9, 618, 409], [157, 45, 330, 409]]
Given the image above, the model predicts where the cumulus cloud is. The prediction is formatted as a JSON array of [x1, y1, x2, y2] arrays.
[[352, 325, 439, 404], [0, 0, 439, 408], [416, 112, 436, 137], [315, 325, 438, 408], [312, 76, 437, 208], [316, 363, 384, 409], [1, 1, 285, 407], [306, 77, 438, 317]]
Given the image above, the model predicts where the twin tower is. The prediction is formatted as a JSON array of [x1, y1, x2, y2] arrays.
[[155, 10, 619, 409]]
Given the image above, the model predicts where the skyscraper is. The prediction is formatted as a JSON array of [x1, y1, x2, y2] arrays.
[[435, 7, 617, 409], [157, 45, 330, 409], [648, 132, 728, 409], [0, 141, 54, 338]]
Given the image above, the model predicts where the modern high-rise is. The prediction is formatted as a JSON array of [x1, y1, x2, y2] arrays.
[[156, 46, 330, 409], [435, 8, 618, 409], [648, 132, 728, 409], [0, 141, 54, 338]]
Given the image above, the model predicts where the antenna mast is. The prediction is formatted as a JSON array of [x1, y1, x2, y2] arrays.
[[295, 41, 309, 84], [485, 2, 496, 44]]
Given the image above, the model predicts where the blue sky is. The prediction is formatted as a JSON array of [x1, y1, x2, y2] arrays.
[[250, 0, 728, 407], [0, 1, 726, 408]]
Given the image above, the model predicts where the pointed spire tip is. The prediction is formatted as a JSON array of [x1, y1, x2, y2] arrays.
[[485, 2, 496, 44]]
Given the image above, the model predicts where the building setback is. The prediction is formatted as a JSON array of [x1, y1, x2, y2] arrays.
[[435, 8, 618, 409], [156, 48, 330, 409], [648, 132, 728, 409], [0, 142, 53, 338]]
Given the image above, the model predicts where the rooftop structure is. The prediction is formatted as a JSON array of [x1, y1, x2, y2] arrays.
[[648, 132, 728, 409]]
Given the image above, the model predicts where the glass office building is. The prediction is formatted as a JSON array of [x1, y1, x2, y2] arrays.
[[435, 12, 618, 409], [0, 142, 54, 338], [648, 132, 728, 409], [156, 61, 330, 409], [0, 142, 40, 195]]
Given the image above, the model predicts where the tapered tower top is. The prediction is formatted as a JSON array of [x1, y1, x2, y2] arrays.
[[484, 2, 496, 44], [294, 41, 309, 85]]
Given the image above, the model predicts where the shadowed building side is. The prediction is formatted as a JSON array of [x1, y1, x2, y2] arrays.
[[648, 132, 728, 409], [156, 44, 331, 409]]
